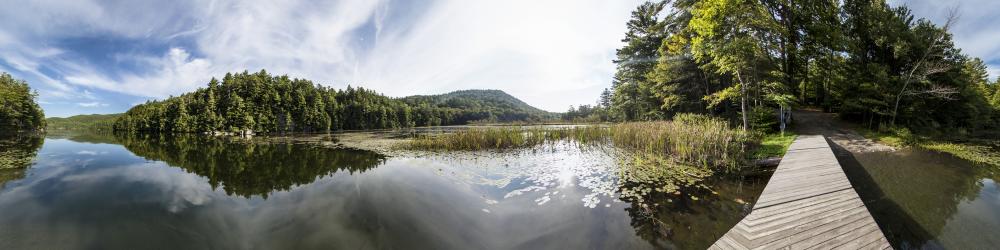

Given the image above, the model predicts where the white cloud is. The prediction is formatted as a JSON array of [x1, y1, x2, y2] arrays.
[[76, 102, 108, 108], [357, 0, 636, 110], [3, 0, 643, 112]]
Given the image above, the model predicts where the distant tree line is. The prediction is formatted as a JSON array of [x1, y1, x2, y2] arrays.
[[0, 73, 45, 133], [569, 0, 1000, 136], [114, 70, 552, 133], [46, 114, 120, 131]]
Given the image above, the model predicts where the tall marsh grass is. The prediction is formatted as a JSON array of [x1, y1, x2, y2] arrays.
[[404, 114, 753, 170], [405, 126, 609, 150], [608, 114, 752, 170]]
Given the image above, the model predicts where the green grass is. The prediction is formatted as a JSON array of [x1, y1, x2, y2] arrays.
[[752, 132, 797, 159], [857, 127, 917, 148]]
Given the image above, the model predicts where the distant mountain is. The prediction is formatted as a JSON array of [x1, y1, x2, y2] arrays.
[[402, 89, 555, 122], [46, 113, 121, 131]]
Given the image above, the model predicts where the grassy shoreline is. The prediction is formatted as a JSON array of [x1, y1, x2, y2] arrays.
[[402, 114, 768, 172], [857, 127, 1000, 168]]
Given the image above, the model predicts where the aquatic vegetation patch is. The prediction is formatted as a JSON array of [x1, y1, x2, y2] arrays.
[[617, 153, 714, 203], [922, 142, 1000, 168], [404, 126, 610, 151]]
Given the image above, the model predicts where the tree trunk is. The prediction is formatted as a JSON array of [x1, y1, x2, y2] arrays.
[[737, 71, 749, 131]]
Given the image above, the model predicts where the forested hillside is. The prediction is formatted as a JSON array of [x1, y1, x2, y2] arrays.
[[0, 72, 45, 133], [46, 114, 120, 131], [113, 70, 549, 133], [401, 89, 554, 124], [573, 0, 1000, 136]]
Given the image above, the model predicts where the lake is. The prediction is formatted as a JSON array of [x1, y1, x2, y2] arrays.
[[0, 132, 768, 249], [835, 145, 1000, 249]]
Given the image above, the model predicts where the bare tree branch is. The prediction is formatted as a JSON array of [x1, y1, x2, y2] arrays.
[[890, 7, 959, 126]]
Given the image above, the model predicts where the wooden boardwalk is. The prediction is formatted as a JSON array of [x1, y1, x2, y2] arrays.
[[710, 135, 891, 249]]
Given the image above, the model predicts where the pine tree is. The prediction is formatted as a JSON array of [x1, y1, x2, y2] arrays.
[[611, 1, 668, 121]]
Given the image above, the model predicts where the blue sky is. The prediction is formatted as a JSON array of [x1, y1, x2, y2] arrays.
[[0, 0, 996, 118]]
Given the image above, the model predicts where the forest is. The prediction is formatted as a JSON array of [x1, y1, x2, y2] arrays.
[[570, 0, 1000, 137], [112, 70, 552, 133], [46, 114, 120, 131], [0, 73, 45, 133]]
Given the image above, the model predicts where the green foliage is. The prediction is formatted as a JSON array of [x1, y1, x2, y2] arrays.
[[746, 106, 777, 133], [114, 71, 547, 133], [588, 0, 1000, 137], [609, 1, 669, 122], [562, 104, 606, 122], [401, 89, 555, 124], [46, 114, 121, 131], [0, 72, 45, 132]]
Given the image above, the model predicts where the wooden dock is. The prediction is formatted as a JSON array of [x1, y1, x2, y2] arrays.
[[710, 135, 891, 249]]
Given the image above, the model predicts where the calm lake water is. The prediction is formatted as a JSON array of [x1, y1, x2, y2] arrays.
[[0, 132, 768, 249], [835, 145, 1000, 249]]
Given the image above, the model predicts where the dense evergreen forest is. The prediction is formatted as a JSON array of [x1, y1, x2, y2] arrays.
[[0, 73, 45, 132], [46, 114, 120, 131], [572, 0, 1000, 136], [113, 70, 551, 133]]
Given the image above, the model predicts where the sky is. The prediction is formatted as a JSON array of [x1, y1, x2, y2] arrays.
[[0, 0, 996, 118]]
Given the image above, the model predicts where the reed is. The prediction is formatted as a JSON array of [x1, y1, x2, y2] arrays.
[[405, 126, 608, 151], [404, 114, 754, 171], [608, 114, 752, 170]]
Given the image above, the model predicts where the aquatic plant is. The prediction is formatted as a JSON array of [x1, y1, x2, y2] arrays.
[[607, 114, 752, 171], [922, 142, 1000, 168]]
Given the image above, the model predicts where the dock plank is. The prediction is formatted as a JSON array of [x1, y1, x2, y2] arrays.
[[709, 135, 890, 249]]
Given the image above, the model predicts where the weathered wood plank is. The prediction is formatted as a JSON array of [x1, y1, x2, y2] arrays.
[[709, 135, 891, 250]]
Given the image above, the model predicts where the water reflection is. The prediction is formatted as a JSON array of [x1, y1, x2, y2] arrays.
[[0, 133, 770, 249], [115, 134, 386, 198], [835, 143, 1000, 249], [0, 134, 42, 186]]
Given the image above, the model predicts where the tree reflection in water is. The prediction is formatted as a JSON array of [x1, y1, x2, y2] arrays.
[[39, 131, 773, 249], [0, 133, 43, 186], [114, 133, 386, 198]]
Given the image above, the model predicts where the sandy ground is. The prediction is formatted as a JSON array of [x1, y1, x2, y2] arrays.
[[791, 109, 895, 153]]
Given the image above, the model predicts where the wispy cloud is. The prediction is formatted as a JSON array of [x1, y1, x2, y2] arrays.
[[77, 102, 108, 108], [0, 0, 994, 118], [1, 0, 645, 115]]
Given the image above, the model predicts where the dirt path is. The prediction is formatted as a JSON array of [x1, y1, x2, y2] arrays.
[[791, 109, 895, 153]]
